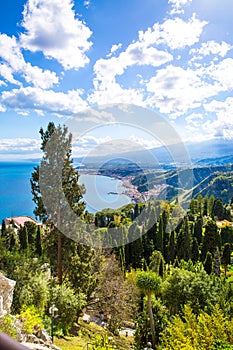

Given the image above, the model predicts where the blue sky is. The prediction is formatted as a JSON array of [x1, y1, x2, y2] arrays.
[[0, 0, 232, 160]]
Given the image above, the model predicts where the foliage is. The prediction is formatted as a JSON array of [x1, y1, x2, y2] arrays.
[[136, 270, 162, 295], [18, 272, 49, 313], [17, 305, 43, 334], [162, 267, 221, 315], [0, 314, 17, 339], [92, 254, 138, 335], [158, 305, 233, 350], [49, 282, 86, 335]]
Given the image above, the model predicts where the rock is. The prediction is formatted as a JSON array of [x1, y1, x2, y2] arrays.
[[0, 273, 16, 315], [35, 328, 51, 344]]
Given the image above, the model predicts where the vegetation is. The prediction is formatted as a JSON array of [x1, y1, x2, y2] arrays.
[[1, 122, 233, 349]]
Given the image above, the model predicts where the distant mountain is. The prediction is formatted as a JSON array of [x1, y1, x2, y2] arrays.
[[75, 138, 233, 169]]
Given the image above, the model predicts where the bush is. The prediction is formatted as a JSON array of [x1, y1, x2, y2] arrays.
[[0, 314, 17, 339], [17, 305, 43, 334], [49, 283, 86, 335]]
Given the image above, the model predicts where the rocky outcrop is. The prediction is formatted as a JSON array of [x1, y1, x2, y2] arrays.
[[0, 273, 16, 315]]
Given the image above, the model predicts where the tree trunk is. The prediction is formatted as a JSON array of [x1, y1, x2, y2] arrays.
[[57, 207, 62, 284], [147, 292, 156, 348]]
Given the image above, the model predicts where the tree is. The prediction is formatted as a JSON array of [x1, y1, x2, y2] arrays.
[[194, 216, 203, 245], [222, 243, 231, 276], [191, 237, 199, 263], [201, 219, 221, 262], [136, 270, 162, 348], [176, 216, 192, 261], [149, 250, 165, 277], [19, 225, 28, 251], [212, 198, 224, 220], [31, 122, 85, 284], [1, 219, 6, 236], [162, 268, 220, 315], [204, 251, 213, 275], [93, 255, 138, 334], [35, 226, 42, 257]]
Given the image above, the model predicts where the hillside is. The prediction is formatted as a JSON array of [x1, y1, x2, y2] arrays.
[[131, 165, 233, 204]]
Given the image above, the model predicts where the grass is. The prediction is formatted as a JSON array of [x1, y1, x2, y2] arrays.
[[54, 321, 134, 350]]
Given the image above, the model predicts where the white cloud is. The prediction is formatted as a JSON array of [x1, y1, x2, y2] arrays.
[[190, 40, 232, 60], [20, 0, 92, 70], [139, 14, 206, 50], [159, 14, 207, 49], [129, 135, 161, 149], [203, 97, 233, 138], [205, 58, 233, 90], [0, 34, 59, 88], [185, 113, 203, 131], [168, 0, 192, 14], [0, 138, 40, 153], [0, 63, 21, 86], [107, 43, 122, 57], [146, 65, 219, 117], [1, 86, 88, 116]]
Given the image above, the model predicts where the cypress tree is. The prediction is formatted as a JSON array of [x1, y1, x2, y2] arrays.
[[35, 226, 43, 257], [222, 243, 231, 276], [19, 225, 28, 250], [212, 198, 224, 220], [194, 216, 203, 245], [192, 237, 199, 263], [156, 215, 164, 253], [201, 219, 221, 262], [204, 251, 213, 275], [167, 230, 175, 264], [1, 219, 6, 237]]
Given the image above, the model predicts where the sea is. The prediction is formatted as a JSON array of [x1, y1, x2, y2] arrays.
[[0, 161, 131, 221]]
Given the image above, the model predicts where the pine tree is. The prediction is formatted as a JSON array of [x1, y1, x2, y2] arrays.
[[31, 122, 85, 284]]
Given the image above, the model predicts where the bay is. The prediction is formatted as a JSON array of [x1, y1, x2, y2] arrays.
[[79, 174, 131, 213], [0, 162, 131, 221]]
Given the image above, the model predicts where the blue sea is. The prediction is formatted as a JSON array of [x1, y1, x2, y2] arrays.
[[0, 162, 131, 221]]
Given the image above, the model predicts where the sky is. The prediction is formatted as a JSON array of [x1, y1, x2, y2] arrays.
[[0, 0, 232, 160]]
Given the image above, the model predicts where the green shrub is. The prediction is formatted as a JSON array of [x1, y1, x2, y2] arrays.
[[17, 305, 43, 334], [49, 283, 86, 336], [0, 314, 17, 339]]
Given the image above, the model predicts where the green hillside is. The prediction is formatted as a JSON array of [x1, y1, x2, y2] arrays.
[[132, 165, 233, 204]]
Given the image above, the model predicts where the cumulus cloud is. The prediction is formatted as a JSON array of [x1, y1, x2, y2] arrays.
[[190, 40, 232, 60], [0, 138, 40, 153], [20, 0, 92, 70], [203, 97, 233, 139], [146, 65, 219, 117], [1, 86, 88, 116], [0, 34, 59, 88], [158, 14, 207, 49]]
